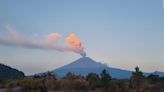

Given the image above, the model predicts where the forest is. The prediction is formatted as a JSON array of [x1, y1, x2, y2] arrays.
[[0, 67, 164, 92]]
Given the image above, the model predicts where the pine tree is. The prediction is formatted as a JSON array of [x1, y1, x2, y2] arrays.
[[100, 69, 111, 89], [86, 72, 101, 89], [130, 66, 145, 92]]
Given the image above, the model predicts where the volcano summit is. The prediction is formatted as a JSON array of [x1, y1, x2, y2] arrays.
[[52, 57, 133, 79]]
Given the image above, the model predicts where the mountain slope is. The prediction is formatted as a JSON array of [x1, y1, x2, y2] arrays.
[[0, 63, 25, 81], [52, 57, 133, 79], [152, 71, 164, 77], [58, 57, 108, 69]]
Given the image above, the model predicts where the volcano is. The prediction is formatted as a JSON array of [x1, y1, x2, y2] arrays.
[[52, 57, 133, 79]]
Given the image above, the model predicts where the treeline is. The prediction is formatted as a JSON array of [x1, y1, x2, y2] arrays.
[[1, 67, 164, 92]]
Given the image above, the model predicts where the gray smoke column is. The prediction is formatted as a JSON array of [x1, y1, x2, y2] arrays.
[[0, 25, 86, 56]]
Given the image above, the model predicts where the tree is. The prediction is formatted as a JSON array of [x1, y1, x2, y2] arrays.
[[147, 74, 159, 83], [59, 72, 89, 91], [100, 69, 111, 89], [64, 72, 77, 80], [132, 66, 144, 78], [130, 66, 145, 92], [86, 72, 101, 89], [45, 72, 56, 91]]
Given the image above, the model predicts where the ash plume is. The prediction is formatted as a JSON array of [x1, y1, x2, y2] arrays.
[[0, 25, 86, 56]]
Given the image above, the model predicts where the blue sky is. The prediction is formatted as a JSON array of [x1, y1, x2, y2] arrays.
[[0, 0, 164, 75]]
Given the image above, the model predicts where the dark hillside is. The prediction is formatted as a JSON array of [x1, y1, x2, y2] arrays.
[[0, 63, 25, 81]]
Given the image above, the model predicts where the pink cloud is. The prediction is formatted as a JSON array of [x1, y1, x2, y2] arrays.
[[47, 33, 62, 41]]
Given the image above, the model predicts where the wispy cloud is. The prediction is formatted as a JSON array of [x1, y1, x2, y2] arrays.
[[162, 0, 164, 8]]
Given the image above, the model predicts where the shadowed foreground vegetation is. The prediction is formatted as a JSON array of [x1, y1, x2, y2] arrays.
[[0, 67, 164, 92]]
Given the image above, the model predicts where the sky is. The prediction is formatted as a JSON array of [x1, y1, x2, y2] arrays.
[[0, 0, 164, 75]]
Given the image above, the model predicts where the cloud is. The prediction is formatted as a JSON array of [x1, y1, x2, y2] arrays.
[[162, 0, 164, 8], [47, 33, 62, 41], [0, 25, 86, 56]]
